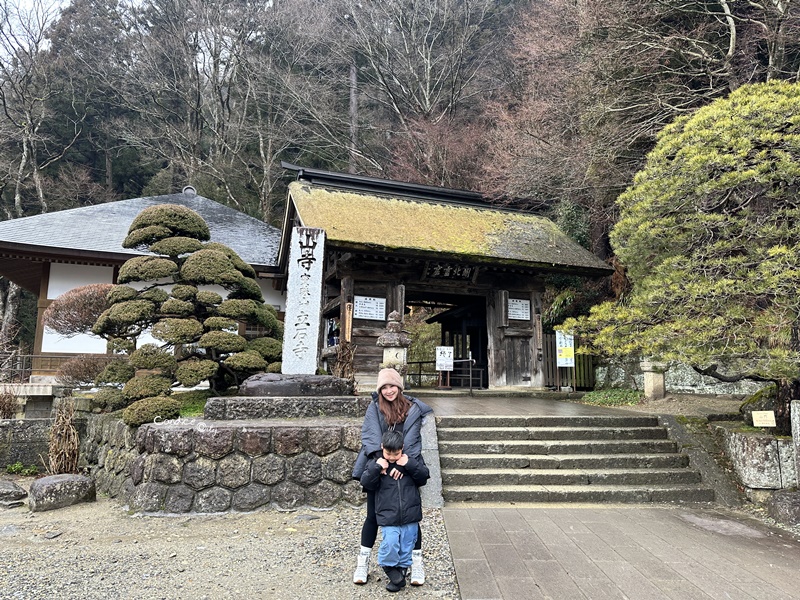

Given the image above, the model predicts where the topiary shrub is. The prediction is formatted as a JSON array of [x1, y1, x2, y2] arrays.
[[123, 204, 210, 248], [151, 318, 204, 344], [122, 375, 173, 401], [266, 361, 282, 373], [106, 285, 139, 304], [149, 236, 204, 257], [198, 330, 248, 353], [170, 285, 198, 301], [247, 337, 283, 363], [92, 387, 127, 412], [117, 256, 178, 283], [140, 288, 170, 303], [129, 344, 177, 374], [196, 290, 223, 305], [95, 359, 136, 385], [203, 316, 237, 330], [123, 396, 181, 426], [175, 359, 219, 387], [159, 298, 194, 316], [224, 351, 267, 371]]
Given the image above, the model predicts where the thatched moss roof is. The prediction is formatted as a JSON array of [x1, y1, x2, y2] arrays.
[[288, 182, 611, 275]]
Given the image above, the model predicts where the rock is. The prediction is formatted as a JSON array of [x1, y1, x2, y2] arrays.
[[238, 373, 354, 397], [28, 474, 96, 513], [767, 490, 800, 526], [0, 479, 28, 509]]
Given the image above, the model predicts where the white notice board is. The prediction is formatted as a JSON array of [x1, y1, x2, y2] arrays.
[[436, 346, 454, 371], [507, 298, 531, 321], [556, 331, 575, 367], [353, 296, 386, 321]]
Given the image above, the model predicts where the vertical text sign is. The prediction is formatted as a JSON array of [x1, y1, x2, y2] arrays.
[[283, 227, 325, 374], [555, 331, 575, 368]]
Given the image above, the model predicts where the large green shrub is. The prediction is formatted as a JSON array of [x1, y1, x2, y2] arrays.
[[123, 396, 181, 427]]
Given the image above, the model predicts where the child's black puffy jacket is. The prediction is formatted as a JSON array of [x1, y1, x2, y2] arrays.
[[359, 455, 430, 526]]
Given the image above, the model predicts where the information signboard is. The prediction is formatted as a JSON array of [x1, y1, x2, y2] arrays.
[[556, 331, 575, 367], [353, 295, 386, 321], [435, 346, 454, 371], [507, 298, 531, 321]]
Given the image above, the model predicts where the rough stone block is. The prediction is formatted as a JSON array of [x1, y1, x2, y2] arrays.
[[0, 479, 27, 509], [144, 453, 183, 484], [164, 484, 195, 513], [271, 481, 304, 509], [342, 425, 362, 452], [767, 490, 800, 526], [194, 425, 235, 459], [307, 427, 342, 456], [217, 453, 251, 489], [232, 483, 270, 511], [287, 452, 323, 486], [183, 457, 217, 490], [194, 487, 231, 513], [322, 450, 358, 484], [28, 474, 96, 512], [252, 454, 285, 485], [237, 427, 272, 456], [238, 373, 354, 397], [151, 425, 194, 456], [130, 454, 146, 485], [341, 480, 366, 506], [130, 481, 167, 512], [273, 427, 306, 456], [306, 480, 341, 508]]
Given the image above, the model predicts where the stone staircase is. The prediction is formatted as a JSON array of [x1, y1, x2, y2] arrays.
[[438, 414, 715, 503]]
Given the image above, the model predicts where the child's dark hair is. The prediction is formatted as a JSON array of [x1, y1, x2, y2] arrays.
[[381, 430, 403, 452]]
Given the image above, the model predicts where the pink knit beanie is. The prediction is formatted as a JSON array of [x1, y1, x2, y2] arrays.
[[376, 368, 404, 392]]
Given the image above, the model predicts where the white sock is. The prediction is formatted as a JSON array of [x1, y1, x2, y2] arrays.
[[360, 546, 372, 554]]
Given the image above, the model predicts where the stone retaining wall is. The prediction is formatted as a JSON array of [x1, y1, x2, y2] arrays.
[[713, 422, 797, 498], [81, 413, 366, 513], [0, 418, 52, 469]]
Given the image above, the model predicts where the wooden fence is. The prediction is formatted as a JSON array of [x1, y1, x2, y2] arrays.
[[542, 334, 595, 390]]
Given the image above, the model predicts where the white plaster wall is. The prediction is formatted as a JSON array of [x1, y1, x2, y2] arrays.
[[42, 264, 114, 353], [47, 264, 114, 299]]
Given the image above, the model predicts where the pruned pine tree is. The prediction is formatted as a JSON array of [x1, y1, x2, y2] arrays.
[[562, 81, 800, 433], [92, 204, 283, 422]]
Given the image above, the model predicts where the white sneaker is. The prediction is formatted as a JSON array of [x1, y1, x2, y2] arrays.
[[353, 550, 370, 584], [410, 549, 425, 586]]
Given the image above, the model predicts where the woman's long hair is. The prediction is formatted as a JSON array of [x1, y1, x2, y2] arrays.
[[378, 390, 412, 427]]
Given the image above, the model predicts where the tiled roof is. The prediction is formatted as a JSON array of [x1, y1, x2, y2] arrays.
[[0, 191, 280, 268], [288, 182, 612, 275]]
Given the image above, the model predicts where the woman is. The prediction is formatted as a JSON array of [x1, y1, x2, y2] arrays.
[[351, 367, 433, 586]]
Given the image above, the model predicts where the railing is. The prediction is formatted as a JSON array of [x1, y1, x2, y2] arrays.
[[0, 354, 122, 383], [406, 359, 484, 392]]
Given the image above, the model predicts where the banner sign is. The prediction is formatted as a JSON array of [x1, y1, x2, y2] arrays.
[[556, 331, 575, 367]]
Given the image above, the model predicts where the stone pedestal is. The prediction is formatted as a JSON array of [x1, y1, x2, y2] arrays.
[[641, 361, 667, 400], [376, 310, 411, 376]]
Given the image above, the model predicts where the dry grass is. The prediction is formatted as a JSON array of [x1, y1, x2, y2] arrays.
[[47, 397, 80, 474]]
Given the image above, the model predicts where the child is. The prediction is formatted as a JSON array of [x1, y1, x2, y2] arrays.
[[359, 429, 430, 592]]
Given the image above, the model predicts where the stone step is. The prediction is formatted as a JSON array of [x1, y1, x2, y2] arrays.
[[442, 484, 716, 504], [436, 426, 668, 441], [436, 415, 660, 428], [438, 439, 678, 455], [439, 453, 690, 470], [441, 468, 702, 486]]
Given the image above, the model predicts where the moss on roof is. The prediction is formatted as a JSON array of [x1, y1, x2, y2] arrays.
[[288, 182, 610, 272]]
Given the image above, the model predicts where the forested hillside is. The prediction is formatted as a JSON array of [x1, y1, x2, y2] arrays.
[[1, 0, 799, 351]]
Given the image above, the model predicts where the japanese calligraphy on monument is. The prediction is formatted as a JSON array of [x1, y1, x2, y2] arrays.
[[283, 227, 325, 374]]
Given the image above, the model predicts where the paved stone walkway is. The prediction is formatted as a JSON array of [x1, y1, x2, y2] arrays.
[[443, 503, 800, 600], [420, 393, 800, 600]]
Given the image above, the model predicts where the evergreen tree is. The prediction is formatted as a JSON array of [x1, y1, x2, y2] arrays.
[[563, 81, 800, 432]]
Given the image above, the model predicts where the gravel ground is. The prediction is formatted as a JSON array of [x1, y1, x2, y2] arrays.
[[0, 479, 459, 600]]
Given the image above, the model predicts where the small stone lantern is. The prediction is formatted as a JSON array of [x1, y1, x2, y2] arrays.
[[376, 310, 412, 375]]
